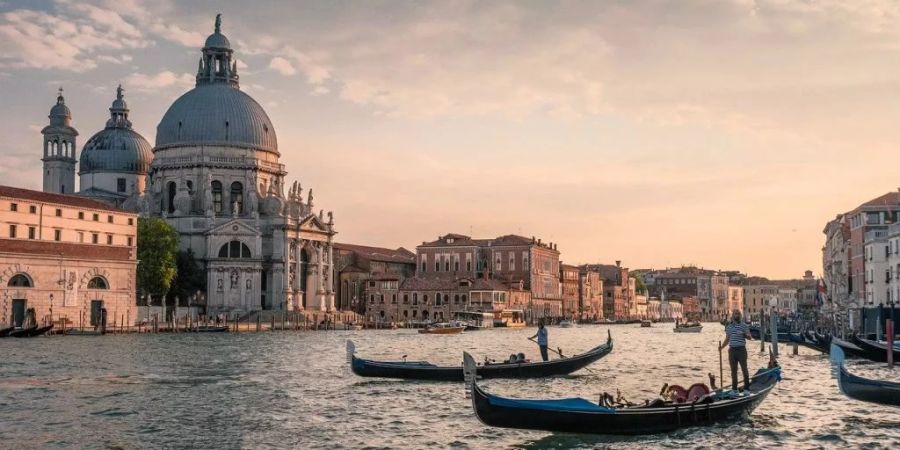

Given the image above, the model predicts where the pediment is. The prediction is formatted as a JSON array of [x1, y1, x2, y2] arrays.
[[205, 219, 260, 237], [299, 214, 328, 233]]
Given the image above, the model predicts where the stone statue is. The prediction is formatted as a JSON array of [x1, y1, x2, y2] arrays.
[[215, 13, 222, 34], [319, 209, 324, 221], [307, 189, 314, 211], [173, 181, 191, 216], [246, 185, 258, 215], [246, 278, 251, 290], [327, 211, 333, 225], [232, 200, 239, 217], [230, 270, 238, 289], [204, 173, 214, 217]]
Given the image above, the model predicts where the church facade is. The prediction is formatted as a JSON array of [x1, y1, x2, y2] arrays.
[[38, 15, 337, 315]]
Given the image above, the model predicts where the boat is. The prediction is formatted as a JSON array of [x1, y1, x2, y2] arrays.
[[749, 326, 795, 343], [193, 325, 229, 332], [673, 323, 702, 333], [558, 320, 574, 328], [831, 336, 869, 359], [640, 320, 652, 328], [493, 309, 527, 328], [463, 352, 782, 435], [347, 331, 613, 381], [830, 344, 900, 407], [0, 326, 14, 338], [850, 336, 900, 363], [64, 329, 104, 336], [10, 324, 54, 338], [418, 323, 465, 334], [798, 331, 829, 353], [453, 311, 494, 330]]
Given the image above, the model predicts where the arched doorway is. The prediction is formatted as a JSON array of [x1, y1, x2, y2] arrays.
[[7, 273, 32, 327]]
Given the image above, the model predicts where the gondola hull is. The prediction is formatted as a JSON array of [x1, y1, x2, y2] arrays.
[[349, 334, 613, 381], [850, 336, 900, 363], [0, 326, 14, 337], [10, 324, 53, 338], [469, 366, 781, 435], [673, 326, 702, 333], [831, 343, 900, 407]]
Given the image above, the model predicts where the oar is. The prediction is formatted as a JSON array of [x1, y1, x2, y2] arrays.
[[527, 337, 598, 374], [718, 340, 725, 392]]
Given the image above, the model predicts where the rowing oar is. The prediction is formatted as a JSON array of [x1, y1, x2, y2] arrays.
[[718, 340, 724, 393], [528, 337, 598, 374]]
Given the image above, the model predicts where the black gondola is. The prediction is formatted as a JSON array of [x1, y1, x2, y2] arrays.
[[9, 324, 53, 338], [830, 336, 868, 359], [463, 352, 782, 435], [799, 331, 829, 353], [194, 325, 229, 332], [830, 344, 900, 407], [347, 331, 613, 381], [0, 326, 14, 337], [850, 336, 900, 363]]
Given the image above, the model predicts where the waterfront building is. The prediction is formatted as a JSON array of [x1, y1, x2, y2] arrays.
[[0, 185, 137, 327], [560, 263, 579, 319], [822, 214, 850, 323], [863, 230, 889, 307], [577, 266, 604, 320], [587, 262, 630, 320], [647, 266, 728, 319], [647, 297, 660, 320], [844, 191, 900, 305], [332, 243, 416, 313], [887, 223, 900, 307], [32, 15, 339, 316], [659, 296, 684, 320], [743, 282, 778, 320], [634, 293, 648, 319]]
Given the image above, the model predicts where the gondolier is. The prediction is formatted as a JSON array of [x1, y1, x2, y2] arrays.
[[531, 320, 549, 361], [720, 310, 752, 391]]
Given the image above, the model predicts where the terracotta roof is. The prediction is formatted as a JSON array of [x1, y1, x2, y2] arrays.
[[0, 185, 132, 214], [0, 238, 134, 260], [333, 242, 415, 263], [419, 233, 556, 250]]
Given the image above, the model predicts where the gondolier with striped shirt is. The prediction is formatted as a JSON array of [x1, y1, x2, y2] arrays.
[[530, 320, 549, 361], [720, 310, 752, 391]]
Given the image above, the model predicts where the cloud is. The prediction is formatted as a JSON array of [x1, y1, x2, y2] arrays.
[[124, 70, 193, 91], [268, 56, 297, 76]]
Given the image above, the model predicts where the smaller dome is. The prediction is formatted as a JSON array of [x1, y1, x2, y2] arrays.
[[49, 89, 72, 127], [80, 128, 153, 174], [204, 32, 231, 49]]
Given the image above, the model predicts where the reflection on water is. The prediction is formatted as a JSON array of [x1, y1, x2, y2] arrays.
[[1, 325, 898, 449]]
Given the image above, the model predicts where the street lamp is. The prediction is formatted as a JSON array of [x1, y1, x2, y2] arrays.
[[48, 293, 54, 326]]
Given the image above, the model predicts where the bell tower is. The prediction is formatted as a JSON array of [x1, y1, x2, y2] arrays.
[[41, 88, 78, 194]]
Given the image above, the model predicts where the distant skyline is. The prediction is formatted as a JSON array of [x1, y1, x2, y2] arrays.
[[3, 0, 900, 279]]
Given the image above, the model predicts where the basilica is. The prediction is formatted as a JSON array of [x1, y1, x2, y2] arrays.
[[38, 15, 337, 314]]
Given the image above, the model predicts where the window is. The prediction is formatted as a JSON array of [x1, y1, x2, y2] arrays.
[[230, 182, 244, 214], [509, 254, 515, 271], [454, 255, 460, 272], [8, 225, 16, 238], [7, 274, 32, 287], [496, 253, 502, 271], [55, 208, 62, 217], [78, 211, 84, 220], [462, 294, 467, 304], [413, 293, 418, 305], [92, 233, 98, 244], [54, 230, 61, 241], [128, 218, 134, 225], [117, 178, 126, 193], [28, 227, 35, 239], [218, 240, 252, 258], [435, 294, 442, 306], [107, 215, 113, 223], [92, 213, 99, 222], [423, 294, 429, 304], [454, 294, 460, 304], [87, 277, 108, 289], [211, 181, 223, 214], [127, 237, 133, 246], [444, 258, 450, 271], [435, 259, 440, 272], [466, 260, 472, 271], [10, 203, 17, 212], [403, 294, 409, 304], [29, 205, 36, 214], [106, 235, 113, 245], [392, 294, 397, 304]]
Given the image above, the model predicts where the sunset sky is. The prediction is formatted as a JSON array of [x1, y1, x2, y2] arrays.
[[2, 0, 900, 279]]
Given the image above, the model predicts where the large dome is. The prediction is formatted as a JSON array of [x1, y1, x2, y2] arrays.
[[155, 84, 278, 154], [80, 128, 153, 174]]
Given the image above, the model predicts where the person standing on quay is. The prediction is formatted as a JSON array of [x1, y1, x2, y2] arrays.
[[720, 310, 752, 391], [531, 320, 549, 361]]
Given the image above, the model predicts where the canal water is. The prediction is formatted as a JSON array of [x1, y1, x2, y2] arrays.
[[1, 324, 898, 449]]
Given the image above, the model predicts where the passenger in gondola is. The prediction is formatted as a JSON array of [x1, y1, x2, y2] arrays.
[[720, 309, 753, 391], [530, 320, 549, 361]]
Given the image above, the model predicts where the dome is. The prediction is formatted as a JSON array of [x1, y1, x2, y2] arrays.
[[50, 102, 71, 119], [80, 128, 153, 174], [204, 32, 231, 49], [48, 90, 72, 127], [155, 84, 278, 154]]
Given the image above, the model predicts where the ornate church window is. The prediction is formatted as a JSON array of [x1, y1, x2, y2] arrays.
[[87, 277, 108, 289], [218, 240, 252, 258], [167, 182, 176, 214], [211, 181, 223, 214], [7, 274, 32, 287], [230, 182, 243, 214]]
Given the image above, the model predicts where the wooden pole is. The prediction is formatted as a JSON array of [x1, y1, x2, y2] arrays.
[[718, 340, 724, 391], [256, 313, 261, 332], [887, 319, 894, 369]]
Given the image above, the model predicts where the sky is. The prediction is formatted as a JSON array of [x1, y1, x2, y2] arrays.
[[2, 0, 900, 279]]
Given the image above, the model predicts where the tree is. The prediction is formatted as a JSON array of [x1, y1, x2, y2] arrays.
[[136, 217, 178, 304], [167, 249, 207, 306], [631, 273, 648, 294]]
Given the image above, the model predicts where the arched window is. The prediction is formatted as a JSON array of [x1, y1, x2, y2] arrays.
[[454, 294, 460, 304], [230, 182, 243, 214], [167, 181, 176, 214], [413, 293, 418, 305], [462, 294, 467, 304], [211, 181, 223, 214], [7, 274, 32, 287], [87, 277, 108, 289], [218, 240, 252, 259], [423, 294, 429, 304]]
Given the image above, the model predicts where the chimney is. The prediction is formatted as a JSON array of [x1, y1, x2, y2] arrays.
[[615, 260, 621, 268]]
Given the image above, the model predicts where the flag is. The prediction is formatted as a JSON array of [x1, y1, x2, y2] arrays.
[[816, 278, 826, 306]]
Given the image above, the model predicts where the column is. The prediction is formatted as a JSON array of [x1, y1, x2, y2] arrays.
[[326, 240, 335, 311], [293, 240, 303, 291]]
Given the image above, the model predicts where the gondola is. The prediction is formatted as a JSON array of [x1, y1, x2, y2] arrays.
[[347, 331, 613, 381], [830, 344, 900, 407], [194, 325, 230, 332], [0, 326, 14, 338], [463, 352, 782, 435], [673, 323, 702, 333], [830, 336, 868, 359], [850, 336, 900, 363], [9, 324, 53, 338], [799, 331, 829, 353]]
